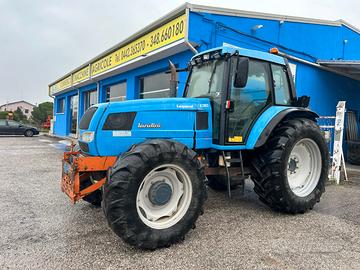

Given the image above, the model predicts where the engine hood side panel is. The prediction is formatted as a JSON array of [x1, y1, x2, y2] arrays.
[[93, 98, 212, 156]]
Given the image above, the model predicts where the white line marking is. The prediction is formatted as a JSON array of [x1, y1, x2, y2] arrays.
[[58, 140, 71, 146], [49, 143, 67, 149]]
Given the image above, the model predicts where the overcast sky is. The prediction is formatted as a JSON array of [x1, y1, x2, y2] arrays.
[[1, 0, 359, 106]]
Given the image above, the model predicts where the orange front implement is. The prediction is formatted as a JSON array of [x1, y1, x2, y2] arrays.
[[61, 151, 116, 203]]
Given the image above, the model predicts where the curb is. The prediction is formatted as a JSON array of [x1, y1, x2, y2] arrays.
[[43, 133, 76, 141]]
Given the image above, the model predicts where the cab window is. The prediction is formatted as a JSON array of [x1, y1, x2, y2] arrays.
[[271, 64, 292, 105], [186, 58, 226, 143]]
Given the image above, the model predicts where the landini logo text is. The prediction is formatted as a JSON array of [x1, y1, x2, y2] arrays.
[[137, 123, 161, 128]]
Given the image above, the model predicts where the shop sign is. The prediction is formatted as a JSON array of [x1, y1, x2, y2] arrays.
[[49, 75, 72, 95], [49, 13, 187, 95], [73, 65, 90, 84], [91, 14, 187, 76]]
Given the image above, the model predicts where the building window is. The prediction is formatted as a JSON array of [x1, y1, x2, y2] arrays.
[[106, 82, 127, 102], [84, 90, 98, 111], [25, 109, 29, 114], [139, 72, 171, 99], [57, 98, 65, 113]]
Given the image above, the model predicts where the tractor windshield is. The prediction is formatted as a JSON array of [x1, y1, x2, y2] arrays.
[[185, 58, 226, 98], [185, 58, 226, 143]]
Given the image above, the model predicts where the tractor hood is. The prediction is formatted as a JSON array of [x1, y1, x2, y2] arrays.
[[103, 97, 211, 112], [80, 98, 212, 156]]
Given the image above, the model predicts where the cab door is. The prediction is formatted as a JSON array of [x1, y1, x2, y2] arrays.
[[226, 58, 273, 144]]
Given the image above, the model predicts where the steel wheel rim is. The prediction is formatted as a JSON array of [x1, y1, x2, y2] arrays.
[[136, 164, 193, 230], [287, 138, 322, 197]]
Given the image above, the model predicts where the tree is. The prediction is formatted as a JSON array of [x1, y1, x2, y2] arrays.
[[31, 102, 53, 125], [13, 107, 28, 123], [0, 111, 8, 119]]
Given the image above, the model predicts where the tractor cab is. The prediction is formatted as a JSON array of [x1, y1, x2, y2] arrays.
[[184, 45, 295, 146]]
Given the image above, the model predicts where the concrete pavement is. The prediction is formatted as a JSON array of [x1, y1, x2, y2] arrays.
[[0, 135, 359, 269]]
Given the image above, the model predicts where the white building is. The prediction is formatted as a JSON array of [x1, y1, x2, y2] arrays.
[[0, 101, 35, 119]]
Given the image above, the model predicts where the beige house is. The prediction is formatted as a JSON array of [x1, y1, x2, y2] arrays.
[[0, 100, 35, 119]]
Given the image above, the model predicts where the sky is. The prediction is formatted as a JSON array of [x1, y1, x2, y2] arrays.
[[1, 0, 360, 106]]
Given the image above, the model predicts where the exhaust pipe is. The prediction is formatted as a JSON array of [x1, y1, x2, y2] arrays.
[[169, 60, 178, 97]]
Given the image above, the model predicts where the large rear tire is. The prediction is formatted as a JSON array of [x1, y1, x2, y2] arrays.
[[251, 118, 329, 214], [103, 139, 206, 249], [347, 141, 360, 165]]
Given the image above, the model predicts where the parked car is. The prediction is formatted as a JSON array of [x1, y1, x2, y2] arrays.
[[0, 119, 39, 137]]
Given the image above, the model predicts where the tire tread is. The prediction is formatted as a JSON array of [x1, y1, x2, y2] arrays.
[[103, 139, 206, 249], [251, 118, 329, 214]]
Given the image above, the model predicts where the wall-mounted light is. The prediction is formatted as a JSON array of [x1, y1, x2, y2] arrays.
[[251, 24, 264, 33], [343, 39, 348, 44], [279, 20, 285, 25]]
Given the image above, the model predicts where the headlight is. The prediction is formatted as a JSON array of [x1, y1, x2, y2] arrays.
[[81, 131, 94, 142]]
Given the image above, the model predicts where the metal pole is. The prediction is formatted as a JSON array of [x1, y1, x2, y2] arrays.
[[184, 40, 199, 54]]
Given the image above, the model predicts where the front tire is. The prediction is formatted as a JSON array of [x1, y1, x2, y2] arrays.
[[24, 129, 34, 137], [251, 118, 329, 214], [103, 140, 206, 249]]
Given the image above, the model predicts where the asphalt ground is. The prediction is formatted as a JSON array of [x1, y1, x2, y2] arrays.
[[1, 135, 360, 270]]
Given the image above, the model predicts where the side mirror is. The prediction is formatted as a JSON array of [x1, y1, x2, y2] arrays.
[[294, 95, 310, 108], [234, 57, 249, 88]]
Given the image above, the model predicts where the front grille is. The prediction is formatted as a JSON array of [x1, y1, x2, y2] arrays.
[[79, 141, 89, 153], [102, 112, 136, 130]]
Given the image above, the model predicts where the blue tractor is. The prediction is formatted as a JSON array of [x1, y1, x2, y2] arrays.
[[61, 45, 329, 249]]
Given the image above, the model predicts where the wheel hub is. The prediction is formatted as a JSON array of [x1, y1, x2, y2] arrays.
[[148, 181, 173, 206], [136, 164, 193, 230], [288, 157, 299, 174], [287, 138, 322, 197]]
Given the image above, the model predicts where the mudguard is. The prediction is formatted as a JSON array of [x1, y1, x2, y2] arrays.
[[254, 107, 319, 148]]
